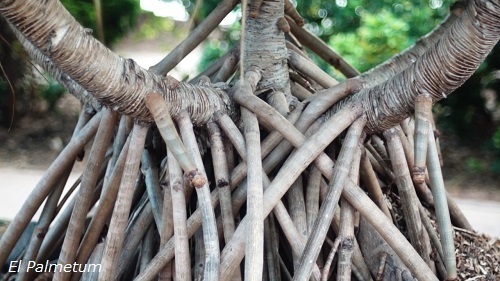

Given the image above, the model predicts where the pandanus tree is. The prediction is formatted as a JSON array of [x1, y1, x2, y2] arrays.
[[0, 0, 499, 280]]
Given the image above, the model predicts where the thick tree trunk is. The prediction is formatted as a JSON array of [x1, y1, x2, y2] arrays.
[[244, 0, 293, 115]]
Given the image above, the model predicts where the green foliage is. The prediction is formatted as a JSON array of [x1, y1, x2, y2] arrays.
[[294, 0, 452, 71], [466, 157, 484, 173], [199, 40, 231, 72], [181, 0, 221, 23], [135, 16, 177, 41], [0, 18, 29, 127], [466, 127, 500, 175], [295, 0, 451, 39], [39, 78, 67, 112], [60, 0, 140, 45], [489, 127, 500, 173], [493, 127, 500, 151], [329, 9, 411, 72], [198, 17, 241, 73]]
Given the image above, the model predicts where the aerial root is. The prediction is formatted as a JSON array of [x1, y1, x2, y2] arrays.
[[294, 117, 366, 280], [413, 93, 433, 184], [167, 147, 191, 280], [0, 111, 103, 268], [284, 0, 305, 27], [145, 92, 207, 188], [55, 109, 119, 281], [384, 127, 431, 265], [98, 122, 149, 281], [176, 110, 220, 281]]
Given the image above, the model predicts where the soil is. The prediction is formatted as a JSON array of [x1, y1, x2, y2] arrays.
[[454, 227, 500, 280], [0, 93, 84, 170], [439, 134, 500, 202]]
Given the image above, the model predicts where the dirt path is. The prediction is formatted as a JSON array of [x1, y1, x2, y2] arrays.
[[0, 167, 82, 221], [452, 198, 500, 237]]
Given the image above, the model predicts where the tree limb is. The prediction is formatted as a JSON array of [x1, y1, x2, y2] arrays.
[[0, 0, 234, 124], [331, 0, 500, 134]]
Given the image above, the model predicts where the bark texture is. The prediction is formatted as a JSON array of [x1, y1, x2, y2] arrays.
[[2, 0, 499, 132], [0, 0, 233, 125], [244, 0, 289, 91], [244, 0, 294, 114], [335, 0, 500, 134]]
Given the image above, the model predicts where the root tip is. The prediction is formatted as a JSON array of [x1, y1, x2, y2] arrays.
[[188, 170, 206, 188], [412, 166, 426, 184]]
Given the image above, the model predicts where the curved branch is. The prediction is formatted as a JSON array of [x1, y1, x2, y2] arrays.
[[0, 0, 234, 125], [333, 0, 500, 134], [11, 26, 102, 111], [287, 17, 359, 78], [359, 12, 459, 86], [150, 0, 239, 75]]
